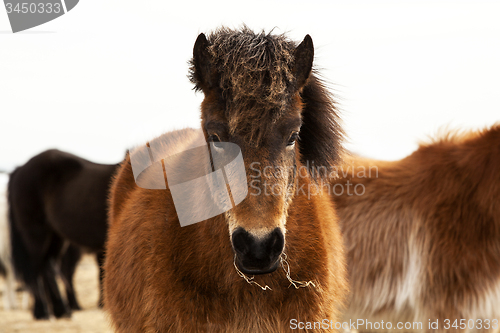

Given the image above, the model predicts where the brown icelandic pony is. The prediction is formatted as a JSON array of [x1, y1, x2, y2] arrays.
[[104, 27, 348, 332], [332, 125, 500, 332]]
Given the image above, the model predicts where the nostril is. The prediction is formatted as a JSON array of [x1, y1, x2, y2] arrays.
[[232, 228, 253, 256], [268, 228, 284, 257]]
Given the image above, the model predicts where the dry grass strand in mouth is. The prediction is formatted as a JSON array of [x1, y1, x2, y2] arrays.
[[233, 253, 316, 290], [280, 252, 317, 289], [233, 256, 272, 291]]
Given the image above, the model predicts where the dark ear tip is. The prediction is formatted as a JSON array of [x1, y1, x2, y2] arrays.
[[299, 35, 313, 50], [296, 34, 314, 59], [194, 33, 209, 55], [196, 33, 207, 43], [303, 34, 313, 45]]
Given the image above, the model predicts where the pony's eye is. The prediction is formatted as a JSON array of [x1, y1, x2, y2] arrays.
[[287, 132, 299, 147], [208, 134, 223, 149], [208, 134, 220, 142]]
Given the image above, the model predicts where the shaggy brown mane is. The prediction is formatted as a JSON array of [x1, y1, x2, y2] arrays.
[[420, 123, 500, 146], [189, 26, 344, 174], [299, 73, 344, 175]]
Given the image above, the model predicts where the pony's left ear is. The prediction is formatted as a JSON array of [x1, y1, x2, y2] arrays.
[[293, 35, 314, 89], [190, 33, 215, 92], [294, 35, 344, 179]]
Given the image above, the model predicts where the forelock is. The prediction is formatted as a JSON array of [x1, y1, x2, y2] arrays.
[[206, 27, 298, 145]]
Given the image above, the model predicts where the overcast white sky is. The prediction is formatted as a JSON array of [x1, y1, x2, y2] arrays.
[[0, 0, 499, 172]]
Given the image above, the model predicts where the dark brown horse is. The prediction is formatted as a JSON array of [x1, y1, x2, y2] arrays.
[[333, 125, 500, 332], [8, 149, 118, 319], [104, 27, 348, 332]]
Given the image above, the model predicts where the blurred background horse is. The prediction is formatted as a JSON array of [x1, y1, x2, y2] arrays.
[[333, 125, 500, 332], [8, 149, 118, 319]]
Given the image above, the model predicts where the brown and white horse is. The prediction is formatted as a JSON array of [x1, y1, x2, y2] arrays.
[[104, 27, 348, 332], [333, 125, 500, 332]]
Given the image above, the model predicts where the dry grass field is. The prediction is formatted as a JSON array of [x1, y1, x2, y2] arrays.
[[0, 255, 112, 333]]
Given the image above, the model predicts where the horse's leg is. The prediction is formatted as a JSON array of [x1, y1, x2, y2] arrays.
[[2, 276, 9, 310], [0, 258, 5, 276], [29, 275, 50, 319], [22, 255, 51, 319], [42, 236, 71, 318], [21, 286, 30, 310], [4, 263, 18, 310], [1, 259, 11, 310], [96, 250, 105, 308], [1, 207, 17, 310], [41, 263, 71, 318], [9, 220, 52, 319], [59, 243, 82, 310]]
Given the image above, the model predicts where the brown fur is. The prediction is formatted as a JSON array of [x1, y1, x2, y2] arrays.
[[333, 125, 500, 332], [104, 27, 347, 332]]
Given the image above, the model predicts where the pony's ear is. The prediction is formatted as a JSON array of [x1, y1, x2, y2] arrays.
[[191, 33, 215, 92], [294, 35, 314, 89]]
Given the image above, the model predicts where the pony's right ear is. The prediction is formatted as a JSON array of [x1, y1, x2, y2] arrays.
[[293, 35, 314, 89], [191, 33, 215, 92]]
